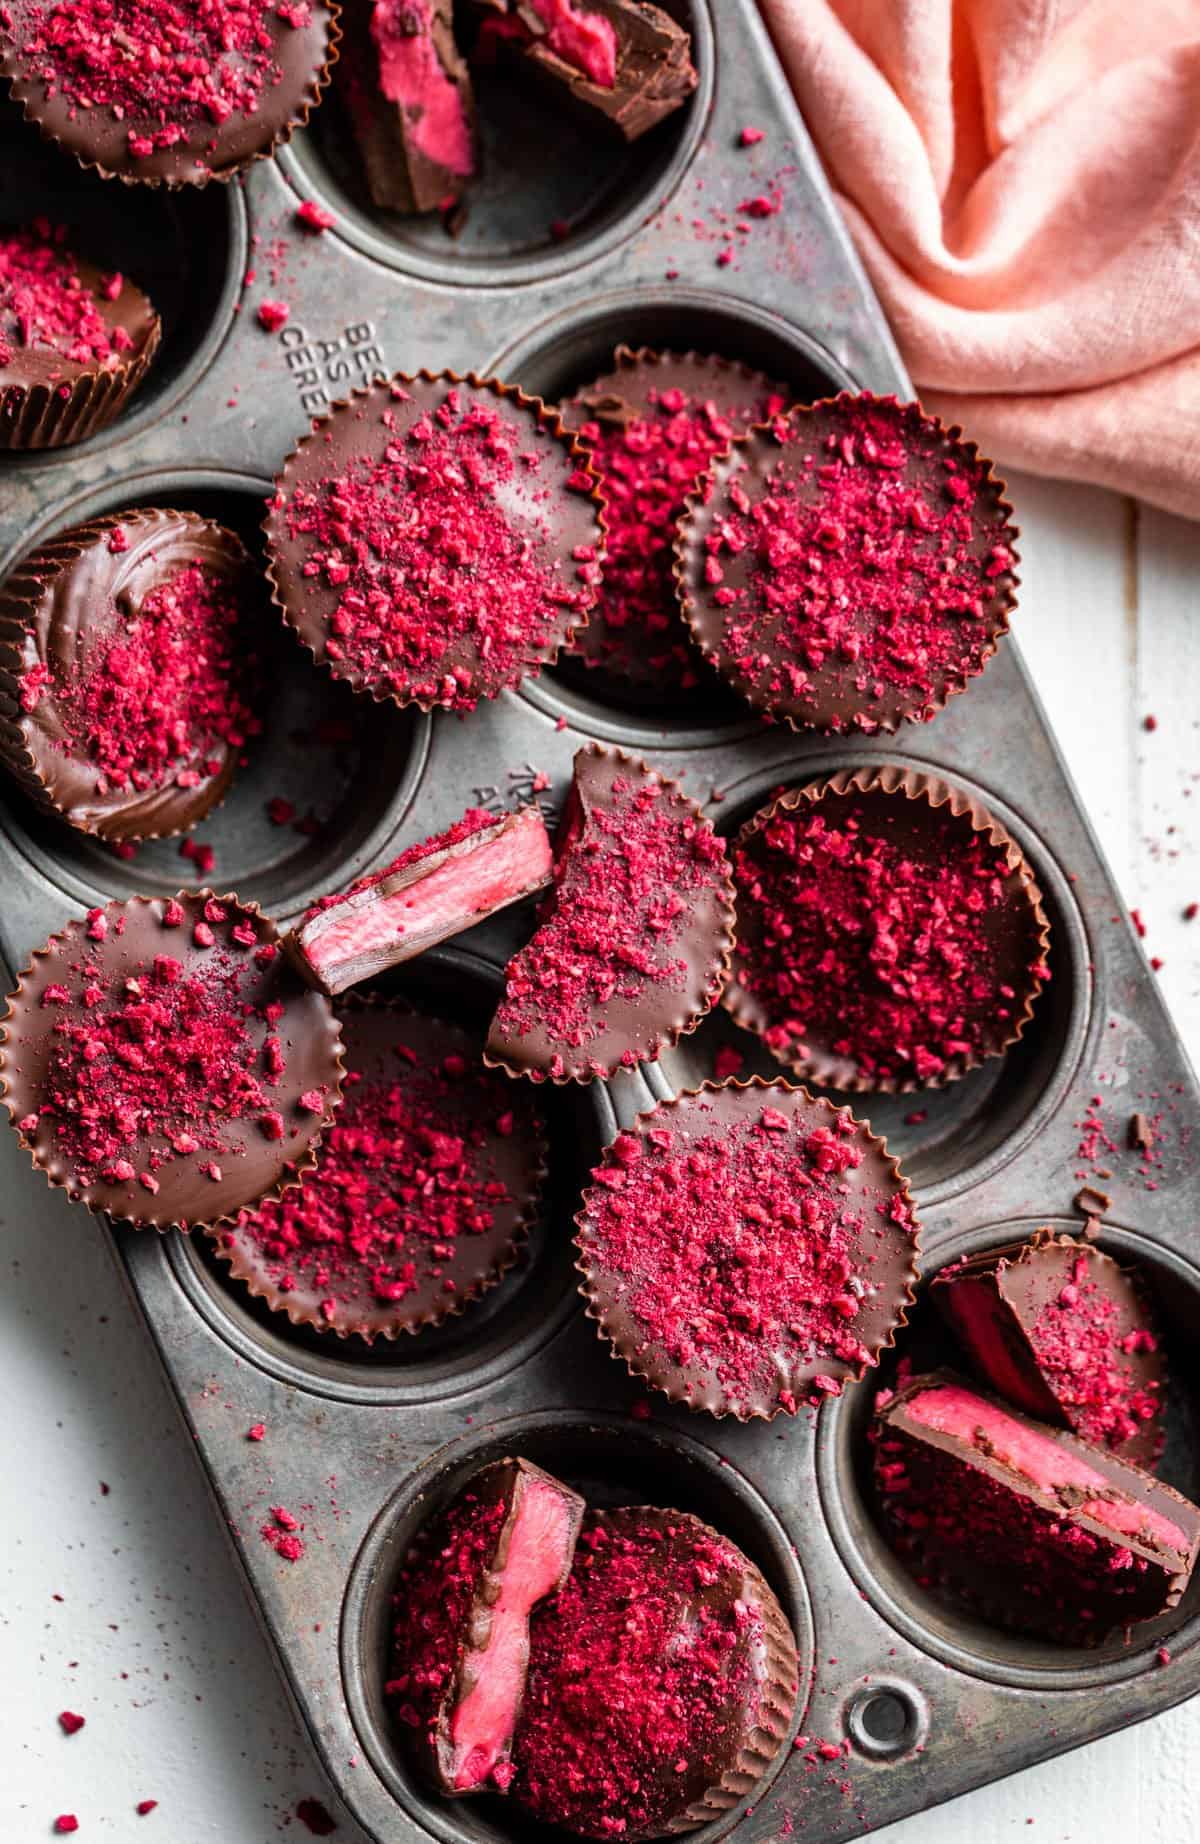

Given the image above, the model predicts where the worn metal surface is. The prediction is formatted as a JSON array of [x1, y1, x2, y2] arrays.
[[1, 2, 1198, 1839]]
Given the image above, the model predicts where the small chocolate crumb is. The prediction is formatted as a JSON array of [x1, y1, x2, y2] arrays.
[[1129, 1112, 1155, 1152], [1073, 1185, 1112, 1223]]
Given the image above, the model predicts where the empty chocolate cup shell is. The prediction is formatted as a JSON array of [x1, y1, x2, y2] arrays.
[[263, 369, 604, 714], [559, 346, 792, 687], [0, 234, 161, 448], [0, 2, 341, 187], [674, 391, 1019, 733], [511, 1503, 798, 1840], [724, 763, 1052, 1094], [575, 1076, 920, 1420], [0, 890, 344, 1232], [484, 742, 735, 1085], [0, 508, 263, 843], [208, 995, 548, 1340]]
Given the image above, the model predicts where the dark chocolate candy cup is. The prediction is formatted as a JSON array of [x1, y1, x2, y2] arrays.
[[0, 245, 161, 449], [0, 508, 260, 843], [674, 392, 1020, 734], [0, 889, 344, 1232], [263, 368, 605, 715], [723, 763, 1052, 1095], [0, 2, 342, 188], [575, 1075, 920, 1421], [483, 742, 736, 1085], [207, 994, 549, 1342], [559, 345, 793, 689]]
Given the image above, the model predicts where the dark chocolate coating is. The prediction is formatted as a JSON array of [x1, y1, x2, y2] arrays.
[[263, 371, 601, 711], [676, 395, 1017, 732], [0, 2, 338, 186], [212, 1000, 548, 1338], [0, 246, 160, 448], [511, 1504, 798, 1840], [0, 509, 260, 841], [484, 744, 734, 1084], [397, 1456, 585, 1796], [577, 1077, 918, 1418], [336, 0, 477, 214], [932, 1231, 1166, 1467], [724, 765, 1050, 1094], [876, 1370, 1200, 1644], [0, 891, 343, 1230], [479, 0, 697, 142]]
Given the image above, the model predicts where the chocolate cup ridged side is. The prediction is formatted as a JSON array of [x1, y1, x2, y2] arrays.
[[0, 891, 346, 1233], [0, 310, 161, 449], [262, 369, 606, 714], [723, 763, 1053, 1095], [559, 346, 795, 685], [204, 992, 550, 1342], [482, 741, 737, 1087], [574, 1076, 920, 1422], [672, 392, 1021, 735], [0, 509, 258, 843], [0, 4, 340, 189]]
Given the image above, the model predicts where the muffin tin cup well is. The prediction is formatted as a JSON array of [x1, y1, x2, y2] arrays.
[[2, 2, 1199, 1838], [340, 1412, 814, 1844], [816, 1218, 1200, 1694]]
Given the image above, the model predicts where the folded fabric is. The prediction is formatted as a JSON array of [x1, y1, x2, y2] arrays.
[[758, 0, 1200, 518]]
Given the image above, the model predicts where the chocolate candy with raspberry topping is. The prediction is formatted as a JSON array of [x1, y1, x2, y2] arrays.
[[576, 1077, 919, 1418], [287, 806, 553, 996], [676, 392, 1018, 732], [933, 1232, 1166, 1468], [389, 1457, 584, 1795], [511, 1504, 798, 1839], [0, 509, 262, 842], [485, 744, 735, 1083], [212, 1001, 547, 1338], [336, 0, 478, 214], [264, 372, 602, 714], [1, 892, 343, 1230], [875, 1373, 1200, 1644], [0, 0, 339, 186], [724, 765, 1050, 1092], [0, 223, 160, 448]]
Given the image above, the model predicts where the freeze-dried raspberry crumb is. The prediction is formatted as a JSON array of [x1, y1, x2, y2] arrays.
[[135, 1801, 157, 1816], [296, 200, 336, 232], [278, 385, 595, 711], [694, 396, 1015, 728], [57, 1710, 85, 1735], [9, 1, 308, 166], [713, 1043, 744, 1082], [247, 1422, 266, 1441], [0, 225, 126, 372], [261, 1505, 305, 1561], [19, 561, 258, 805], [266, 795, 295, 825], [54, 1820, 79, 1836], [732, 789, 1046, 1085], [257, 298, 290, 331], [571, 374, 785, 682], [739, 125, 765, 145]]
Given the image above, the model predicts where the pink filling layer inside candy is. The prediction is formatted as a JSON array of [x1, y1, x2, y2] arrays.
[[372, 0, 475, 175], [303, 809, 552, 978], [527, 0, 617, 86], [939, 1279, 1053, 1419], [449, 1479, 576, 1790], [906, 1385, 1187, 1553]]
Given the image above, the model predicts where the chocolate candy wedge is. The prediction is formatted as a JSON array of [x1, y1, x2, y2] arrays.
[[389, 1457, 584, 1795], [511, 1505, 798, 1839], [337, 0, 478, 214], [876, 1372, 1200, 1644], [287, 806, 553, 995], [933, 1232, 1165, 1467]]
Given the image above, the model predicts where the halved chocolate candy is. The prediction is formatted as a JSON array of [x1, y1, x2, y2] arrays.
[[875, 1373, 1200, 1644], [485, 744, 735, 1083], [933, 1232, 1165, 1467], [389, 1457, 585, 1795], [511, 1505, 799, 1839], [337, 0, 478, 214], [473, 0, 697, 143], [287, 806, 552, 996]]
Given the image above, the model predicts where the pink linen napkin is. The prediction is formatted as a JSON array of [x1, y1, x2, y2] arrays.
[[758, 0, 1200, 518]]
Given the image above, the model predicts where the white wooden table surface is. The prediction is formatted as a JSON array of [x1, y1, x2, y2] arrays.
[[3, 472, 1198, 1841]]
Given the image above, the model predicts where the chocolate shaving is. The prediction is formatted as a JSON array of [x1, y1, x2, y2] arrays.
[[1129, 1111, 1155, 1152]]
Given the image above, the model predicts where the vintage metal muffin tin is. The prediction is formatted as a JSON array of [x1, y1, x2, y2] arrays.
[[2, 3, 1199, 1838]]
